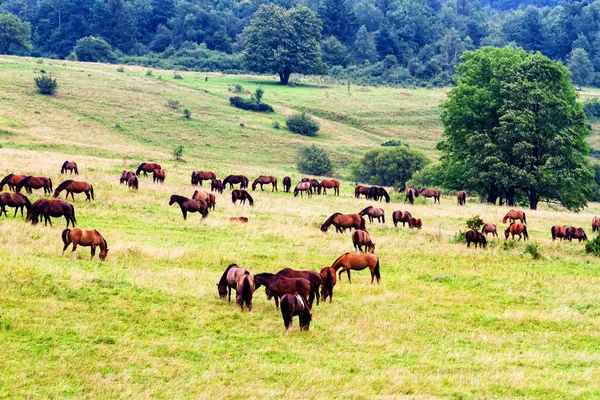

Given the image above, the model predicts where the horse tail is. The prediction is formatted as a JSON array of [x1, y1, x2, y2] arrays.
[[325, 269, 333, 294], [551, 225, 556, 239], [523, 212, 527, 225], [308, 282, 316, 308], [61, 161, 68, 174], [70, 205, 76, 224], [352, 230, 359, 247], [74, 165, 78, 175], [374, 257, 381, 280], [90, 185, 95, 200], [242, 273, 251, 308], [360, 216, 366, 230], [62, 228, 71, 246], [48, 178, 53, 192], [231, 191, 237, 203], [523, 226, 529, 239]]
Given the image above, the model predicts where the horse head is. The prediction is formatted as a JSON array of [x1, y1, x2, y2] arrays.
[[99, 248, 108, 261], [217, 283, 227, 298]]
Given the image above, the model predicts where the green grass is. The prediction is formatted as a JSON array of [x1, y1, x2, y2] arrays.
[[1, 56, 600, 398]]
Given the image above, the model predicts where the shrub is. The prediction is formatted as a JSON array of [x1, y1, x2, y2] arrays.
[[524, 242, 542, 260], [296, 145, 333, 176], [585, 233, 600, 256], [272, 121, 281, 129], [502, 240, 518, 251], [173, 71, 183, 79], [253, 88, 264, 103], [286, 112, 320, 137], [146, 70, 153, 76], [352, 146, 430, 188], [183, 108, 191, 119], [584, 97, 600, 121], [234, 84, 244, 93], [167, 99, 179, 109], [452, 230, 466, 243], [34, 73, 58, 95], [73, 36, 116, 62], [229, 96, 273, 112], [466, 215, 484, 231], [117, 66, 124, 72], [173, 145, 184, 161], [381, 140, 407, 147]]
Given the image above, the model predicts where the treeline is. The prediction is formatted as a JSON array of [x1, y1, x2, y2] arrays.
[[2, 0, 600, 86]]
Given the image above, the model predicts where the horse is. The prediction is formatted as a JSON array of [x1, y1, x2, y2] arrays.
[[409, 217, 422, 229], [169, 194, 208, 220], [354, 185, 371, 199], [319, 179, 339, 195], [404, 187, 419, 205], [321, 213, 366, 233], [283, 176, 291, 193], [62, 228, 108, 261], [17, 176, 53, 195], [223, 175, 249, 189], [127, 175, 139, 190], [236, 271, 255, 311], [309, 179, 321, 193], [191, 170, 216, 186], [153, 169, 166, 183], [280, 294, 312, 333], [276, 268, 322, 306], [551, 225, 568, 241], [252, 175, 278, 191], [136, 162, 161, 177], [61, 161, 79, 175], [392, 210, 412, 227], [0, 174, 27, 192], [566, 227, 587, 242], [211, 179, 224, 194], [358, 206, 385, 224], [592, 216, 600, 233], [466, 230, 487, 248], [504, 223, 528, 241], [503, 209, 526, 224], [330, 253, 380, 284], [481, 223, 498, 238], [294, 182, 312, 198], [120, 170, 135, 184], [254, 273, 316, 309], [369, 186, 390, 203], [53, 180, 94, 201], [217, 264, 254, 310], [320, 267, 337, 303], [232, 189, 254, 206], [457, 190, 466, 206], [0, 192, 31, 217], [229, 217, 248, 223], [352, 229, 375, 253], [192, 190, 216, 210], [420, 188, 440, 204], [27, 199, 76, 227]]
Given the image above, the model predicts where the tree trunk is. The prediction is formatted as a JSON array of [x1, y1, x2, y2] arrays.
[[529, 187, 538, 210], [487, 181, 498, 204], [278, 70, 291, 85], [505, 187, 516, 207]]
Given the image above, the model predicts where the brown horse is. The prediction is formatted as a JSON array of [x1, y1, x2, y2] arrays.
[[369, 186, 391, 203], [217, 264, 254, 310], [54, 180, 94, 201], [352, 229, 375, 253], [283, 176, 291, 193], [551, 225, 568, 241], [0, 174, 27, 192], [358, 206, 385, 224], [503, 209, 526, 224], [0, 192, 31, 217], [62, 228, 108, 260], [17, 176, 53, 195], [191, 170, 216, 186], [127, 175, 139, 190], [592, 216, 600, 233], [420, 188, 440, 204], [192, 190, 216, 210], [566, 227, 587, 242], [319, 179, 339, 195], [169, 194, 208, 220], [392, 210, 412, 227], [254, 273, 316, 309], [235, 271, 255, 311], [330, 253, 380, 283], [277, 268, 322, 306], [223, 175, 249, 189], [61, 161, 79, 175], [481, 223, 498, 238], [354, 185, 371, 199], [232, 189, 254, 206], [211, 179, 224, 194], [457, 190, 466, 206], [120, 170, 135, 184], [466, 230, 487, 248], [409, 217, 422, 229], [229, 217, 249, 223], [404, 187, 419, 205], [136, 162, 161, 177], [252, 175, 278, 191], [321, 213, 366, 233], [27, 199, 76, 227], [505, 223, 528, 241], [320, 267, 337, 303], [294, 182, 312, 198], [153, 169, 166, 183], [280, 294, 312, 332]]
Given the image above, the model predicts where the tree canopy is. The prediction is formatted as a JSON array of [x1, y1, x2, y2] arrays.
[[0, 13, 31, 54], [353, 146, 430, 188]]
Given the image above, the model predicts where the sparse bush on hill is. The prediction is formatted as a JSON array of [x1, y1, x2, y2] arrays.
[[584, 98, 600, 121], [381, 140, 407, 147], [525, 242, 542, 260], [353, 146, 430, 188], [286, 112, 320, 136], [229, 88, 273, 112], [183, 109, 191, 119], [117, 66, 124, 72], [34, 73, 58, 95], [167, 99, 179, 109], [173, 145, 184, 161], [585, 234, 600, 256], [173, 71, 183, 79], [466, 215, 484, 231], [296, 145, 332, 176]]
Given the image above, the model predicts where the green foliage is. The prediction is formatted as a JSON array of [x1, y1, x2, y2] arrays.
[[117, 66, 124, 72], [466, 215, 484, 231], [253, 88, 264, 104], [173, 71, 183, 79], [585, 233, 600, 256], [568, 48, 592, 89], [73, 36, 116, 63], [167, 99, 179, 109], [183, 109, 191, 119], [145, 70, 153, 76], [381, 140, 407, 147], [0, 13, 31, 54], [229, 95, 273, 113], [34, 73, 58, 95], [352, 146, 430, 188], [583, 98, 600, 121], [321, 36, 350, 67], [286, 113, 320, 137], [502, 240, 518, 251], [524, 242, 542, 260], [272, 121, 281, 129], [296, 145, 333, 175], [233, 84, 244, 93], [173, 145, 184, 161], [453, 230, 467, 243]]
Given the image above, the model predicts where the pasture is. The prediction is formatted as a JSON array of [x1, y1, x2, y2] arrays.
[[1, 56, 600, 398]]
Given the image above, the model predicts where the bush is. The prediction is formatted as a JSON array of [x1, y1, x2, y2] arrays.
[[34, 73, 58, 95], [146, 70, 153, 76], [502, 240, 518, 251], [452, 230, 467, 243], [352, 146, 430, 188], [296, 145, 333, 176], [524, 242, 542, 260], [183, 108, 191, 119], [585, 233, 600, 256], [173, 71, 183, 79], [117, 66, 124, 72], [584, 97, 600, 121], [466, 215, 484, 231], [233, 84, 244, 93], [381, 140, 407, 147], [286, 112, 320, 137], [73, 36, 116, 63], [167, 99, 179, 109], [229, 96, 273, 112], [272, 121, 281, 129], [174, 145, 184, 161]]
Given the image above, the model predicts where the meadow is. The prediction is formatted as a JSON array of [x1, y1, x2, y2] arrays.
[[1, 56, 600, 398]]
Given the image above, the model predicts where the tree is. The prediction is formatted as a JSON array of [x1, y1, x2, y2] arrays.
[[242, 4, 323, 85], [318, 0, 356, 44], [352, 146, 430, 188], [73, 36, 116, 62], [568, 48, 593, 90], [0, 13, 31, 54], [173, 145, 184, 160], [321, 35, 349, 67], [352, 25, 377, 64], [296, 145, 333, 175]]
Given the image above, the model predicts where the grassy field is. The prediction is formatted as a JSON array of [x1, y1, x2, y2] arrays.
[[2, 56, 600, 398]]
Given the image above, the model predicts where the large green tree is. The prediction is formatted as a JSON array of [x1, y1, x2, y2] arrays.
[[242, 4, 323, 85], [0, 13, 31, 54], [567, 47, 592, 90], [353, 146, 430, 188]]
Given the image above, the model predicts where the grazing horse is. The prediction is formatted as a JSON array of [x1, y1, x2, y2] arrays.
[[481, 223, 498, 238], [280, 294, 312, 332], [229, 217, 249, 223], [358, 206, 385, 224], [457, 190, 466, 206], [504, 223, 528, 241], [466, 230, 487, 248], [294, 182, 312, 198], [61, 161, 79, 175], [320, 267, 337, 303], [592, 216, 600, 233], [404, 187, 419, 205], [369, 186, 390, 203], [120, 170, 135, 184], [17, 176, 53, 195], [223, 175, 249, 189], [352, 229, 375, 253], [192, 190, 216, 210], [127, 175, 139, 190], [54, 180, 94, 201], [0, 174, 27, 192], [354, 185, 371, 199], [232, 189, 254, 206], [330, 253, 380, 283], [191, 171, 216, 186], [252, 175, 278, 191], [319, 179, 339, 195], [27, 199, 76, 227], [153, 169, 166, 183], [62, 228, 108, 260], [392, 210, 412, 227], [0, 192, 31, 217], [276, 268, 322, 306], [211, 179, 224, 194], [217, 264, 254, 310], [503, 209, 526, 224], [420, 188, 440, 204], [321, 213, 366, 233], [236, 271, 255, 311], [566, 227, 587, 242], [409, 217, 422, 229], [169, 195, 209, 220], [136, 162, 161, 177], [254, 273, 316, 309], [551, 225, 568, 241], [309, 179, 321, 193], [283, 176, 291, 193]]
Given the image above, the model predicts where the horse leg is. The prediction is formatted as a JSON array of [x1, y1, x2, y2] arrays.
[[72, 242, 78, 259], [86, 191, 90, 201], [228, 287, 232, 303], [347, 270, 351, 283], [338, 269, 344, 282], [71, 191, 75, 201], [274, 295, 279, 309], [90, 245, 96, 260]]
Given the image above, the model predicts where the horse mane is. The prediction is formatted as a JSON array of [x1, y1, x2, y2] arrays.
[[330, 253, 350, 269], [381, 188, 390, 202], [94, 230, 108, 249], [56, 180, 73, 191], [359, 206, 371, 215], [218, 264, 238, 286], [321, 213, 342, 231], [0, 173, 13, 186], [255, 272, 275, 278], [170, 194, 188, 204], [61, 161, 69, 172], [17, 175, 31, 190]]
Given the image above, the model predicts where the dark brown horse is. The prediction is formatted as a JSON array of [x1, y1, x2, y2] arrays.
[[404, 187, 419, 205], [0, 174, 27, 192], [229, 217, 249, 223], [252, 175, 278, 191], [551, 225, 568, 241], [505, 223, 528, 241], [457, 190, 466, 206], [276, 268, 322, 306], [358, 206, 385, 224], [232, 189, 254, 206], [420, 188, 440, 204], [211, 179, 224, 194], [294, 182, 312, 198], [481, 223, 498, 238], [330, 253, 380, 283], [0, 192, 31, 217], [27, 199, 76, 227], [321, 213, 366, 233], [254, 273, 316, 309], [466, 230, 487, 248], [120, 170, 135, 184], [191, 170, 216, 186], [503, 209, 526, 224], [283, 176, 291, 193], [61, 161, 79, 175], [392, 210, 412, 227], [136, 162, 161, 177], [593, 216, 600, 233], [192, 190, 216, 210], [223, 175, 249, 189], [54, 180, 94, 201], [17, 176, 53, 195], [566, 227, 587, 242], [354, 185, 371, 199], [62, 228, 108, 260], [352, 229, 375, 253], [409, 217, 422, 229], [169, 194, 208, 219], [319, 179, 339, 195], [320, 267, 337, 303], [309, 179, 321, 193], [369, 186, 390, 203], [127, 175, 139, 190], [153, 169, 166, 183], [280, 294, 312, 332]]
